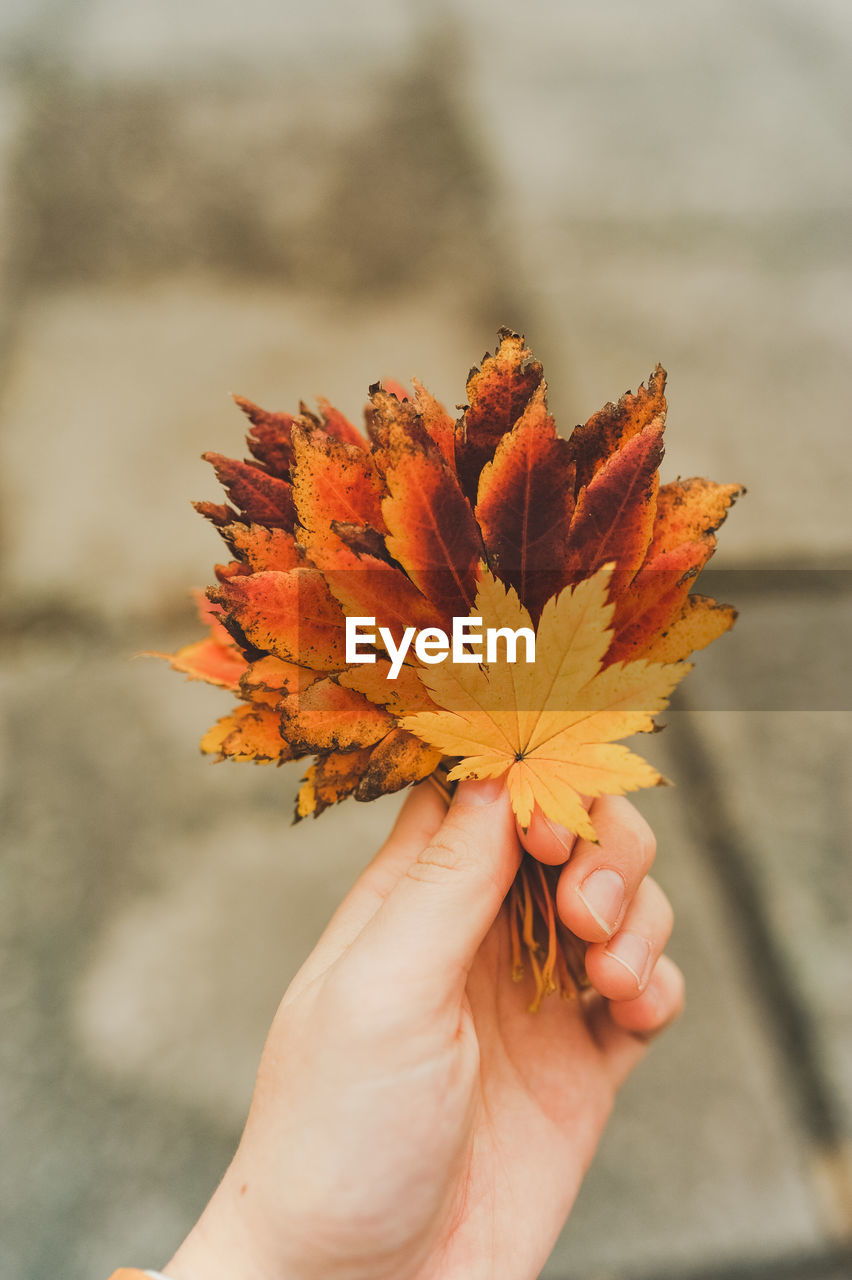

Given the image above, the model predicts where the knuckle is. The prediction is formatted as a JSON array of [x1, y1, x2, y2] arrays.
[[408, 834, 476, 882]]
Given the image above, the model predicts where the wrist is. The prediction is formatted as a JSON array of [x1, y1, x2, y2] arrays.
[[164, 1172, 288, 1280]]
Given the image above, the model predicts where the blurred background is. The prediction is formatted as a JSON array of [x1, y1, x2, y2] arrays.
[[1, 1, 851, 1277]]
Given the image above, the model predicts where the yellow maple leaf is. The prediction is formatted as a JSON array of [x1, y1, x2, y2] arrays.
[[403, 564, 691, 842]]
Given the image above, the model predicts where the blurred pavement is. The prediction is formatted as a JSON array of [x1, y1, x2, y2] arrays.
[[1, 3, 851, 1278]]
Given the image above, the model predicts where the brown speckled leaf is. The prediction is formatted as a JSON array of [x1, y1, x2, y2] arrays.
[[412, 378, 455, 467], [641, 592, 738, 664], [648, 477, 745, 557], [567, 365, 667, 492], [293, 422, 442, 639], [239, 655, 320, 706], [203, 452, 296, 530], [356, 729, 443, 802], [201, 703, 296, 763], [280, 678, 393, 753], [365, 384, 421, 455], [234, 397, 298, 477], [563, 422, 664, 594], [606, 539, 716, 663], [153, 636, 245, 689], [456, 329, 544, 501], [295, 746, 375, 819], [316, 397, 367, 448], [339, 660, 436, 716], [292, 424, 386, 534], [193, 499, 242, 529], [213, 567, 347, 671], [382, 422, 483, 623], [225, 523, 306, 573]]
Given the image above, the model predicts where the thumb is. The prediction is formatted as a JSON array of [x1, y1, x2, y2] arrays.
[[347, 777, 521, 1008]]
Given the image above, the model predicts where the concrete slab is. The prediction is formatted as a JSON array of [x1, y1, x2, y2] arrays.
[[515, 247, 852, 565], [543, 726, 825, 1277], [0, 80, 27, 320], [0, 281, 487, 619], [448, 0, 852, 562], [673, 583, 852, 1167], [64, 0, 423, 84], [457, 0, 852, 220], [690, 708, 852, 1139], [14, 57, 496, 294], [0, 628, 399, 1276], [0, 636, 828, 1276]]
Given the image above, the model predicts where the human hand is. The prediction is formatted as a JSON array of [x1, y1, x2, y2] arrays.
[[165, 778, 684, 1280]]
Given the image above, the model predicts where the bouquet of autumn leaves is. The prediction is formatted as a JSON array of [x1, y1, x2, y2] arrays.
[[160, 330, 742, 1009]]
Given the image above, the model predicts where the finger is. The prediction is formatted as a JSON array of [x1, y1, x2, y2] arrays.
[[590, 954, 686, 1088], [285, 781, 448, 996], [585, 875, 674, 1001], [553, 796, 656, 943], [346, 777, 521, 1010], [517, 804, 579, 865]]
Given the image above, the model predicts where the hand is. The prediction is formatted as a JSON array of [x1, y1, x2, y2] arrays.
[[165, 778, 684, 1280]]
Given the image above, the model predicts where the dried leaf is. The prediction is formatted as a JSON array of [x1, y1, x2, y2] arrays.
[[280, 678, 394, 753], [292, 425, 387, 534], [316, 397, 366, 448], [194, 499, 241, 529], [239, 654, 319, 705], [203, 452, 296, 530], [476, 387, 576, 622], [234, 397, 297, 477], [648, 477, 744, 557], [295, 746, 375, 819], [201, 703, 295, 763], [214, 560, 252, 582], [606, 539, 715, 663], [225, 523, 305, 573], [381, 423, 483, 623], [641, 592, 738, 664], [356, 729, 443, 802], [411, 378, 455, 467], [292, 419, 444, 637], [339, 660, 435, 716], [364, 384, 418, 452], [456, 329, 544, 500], [563, 421, 664, 592], [567, 365, 667, 492], [213, 567, 347, 671], [153, 636, 246, 690]]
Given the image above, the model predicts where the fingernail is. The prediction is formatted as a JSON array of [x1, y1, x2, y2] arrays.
[[455, 776, 505, 807], [543, 814, 576, 861], [576, 869, 625, 935], [605, 931, 652, 989]]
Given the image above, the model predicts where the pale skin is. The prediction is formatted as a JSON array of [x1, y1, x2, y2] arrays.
[[166, 778, 684, 1280]]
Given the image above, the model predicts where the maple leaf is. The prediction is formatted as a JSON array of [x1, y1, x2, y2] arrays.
[[456, 328, 544, 501], [380, 417, 484, 624], [566, 362, 667, 492], [403, 565, 688, 843], [475, 387, 576, 624]]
